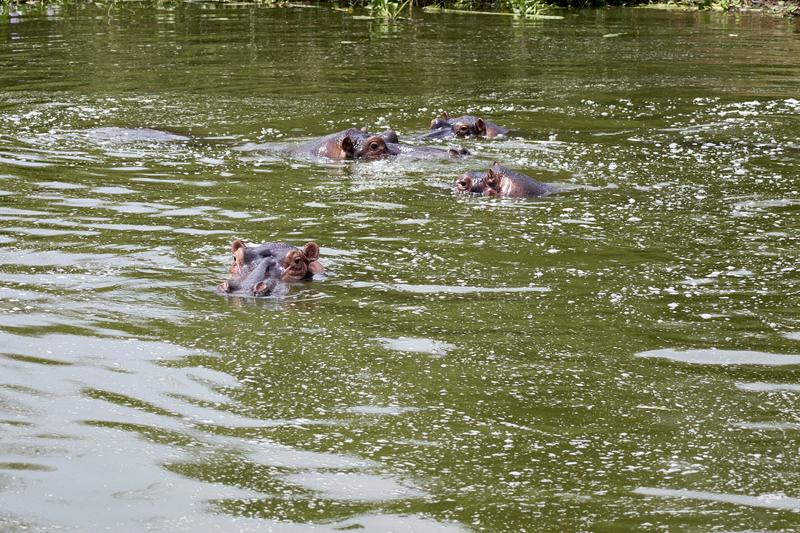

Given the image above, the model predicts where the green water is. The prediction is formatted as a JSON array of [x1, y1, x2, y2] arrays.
[[1, 4, 799, 531]]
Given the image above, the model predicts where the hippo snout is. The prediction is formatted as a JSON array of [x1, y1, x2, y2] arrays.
[[455, 171, 485, 194]]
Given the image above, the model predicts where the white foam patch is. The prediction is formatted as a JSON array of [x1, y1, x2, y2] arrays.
[[636, 348, 800, 366], [634, 487, 800, 512]]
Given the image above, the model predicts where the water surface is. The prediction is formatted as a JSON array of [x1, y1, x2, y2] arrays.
[[1, 4, 799, 531]]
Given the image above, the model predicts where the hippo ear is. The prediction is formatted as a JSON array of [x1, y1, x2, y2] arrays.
[[303, 242, 320, 261], [231, 239, 246, 267], [485, 167, 500, 187], [231, 239, 246, 253], [475, 118, 487, 135], [340, 136, 355, 158]]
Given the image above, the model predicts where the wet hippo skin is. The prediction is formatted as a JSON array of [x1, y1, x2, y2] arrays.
[[292, 128, 401, 160], [422, 112, 509, 139], [455, 162, 553, 198], [218, 240, 323, 297]]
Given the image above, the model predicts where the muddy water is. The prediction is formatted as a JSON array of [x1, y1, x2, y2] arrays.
[[1, 4, 799, 531]]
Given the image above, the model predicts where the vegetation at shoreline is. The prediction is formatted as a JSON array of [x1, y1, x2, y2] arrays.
[[0, 0, 797, 18]]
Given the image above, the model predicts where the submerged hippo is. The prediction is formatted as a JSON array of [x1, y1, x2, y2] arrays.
[[423, 112, 509, 139], [217, 239, 324, 297], [455, 162, 553, 198], [293, 128, 401, 161], [85, 127, 190, 143]]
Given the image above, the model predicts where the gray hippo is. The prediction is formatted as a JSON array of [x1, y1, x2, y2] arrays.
[[423, 112, 509, 139], [217, 240, 323, 297], [292, 128, 400, 161], [455, 162, 553, 198], [294, 127, 467, 161]]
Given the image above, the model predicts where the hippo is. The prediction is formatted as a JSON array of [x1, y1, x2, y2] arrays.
[[217, 240, 324, 297], [85, 127, 190, 143], [293, 128, 401, 161], [455, 162, 553, 198], [294, 127, 469, 161], [423, 112, 509, 139]]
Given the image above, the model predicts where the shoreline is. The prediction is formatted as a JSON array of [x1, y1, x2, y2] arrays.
[[0, 0, 797, 18]]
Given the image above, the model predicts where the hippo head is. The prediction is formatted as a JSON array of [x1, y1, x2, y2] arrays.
[[450, 115, 487, 138], [454, 163, 503, 196], [354, 133, 401, 161], [430, 112, 487, 137], [324, 128, 399, 160], [220, 240, 324, 297]]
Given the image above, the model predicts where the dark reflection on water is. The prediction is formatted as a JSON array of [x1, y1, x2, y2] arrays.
[[1, 3, 800, 532]]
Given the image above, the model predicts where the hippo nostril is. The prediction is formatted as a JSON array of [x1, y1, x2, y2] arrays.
[[253, 279, 276, 296]]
